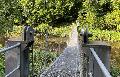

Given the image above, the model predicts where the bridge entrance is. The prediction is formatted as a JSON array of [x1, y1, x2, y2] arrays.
[[0, 23, 111, 77]]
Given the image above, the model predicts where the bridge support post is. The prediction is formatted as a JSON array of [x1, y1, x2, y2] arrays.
[[5, 26, 34, 77], [21, 26, 34, 77], [82, 41, 111, 77], [5, 37, 30, 77]]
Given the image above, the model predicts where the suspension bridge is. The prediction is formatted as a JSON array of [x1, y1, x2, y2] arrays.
[[0, 23, 111, 77]]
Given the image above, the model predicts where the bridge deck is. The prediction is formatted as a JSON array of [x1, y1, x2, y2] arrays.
[[40, 26, 82, 77]]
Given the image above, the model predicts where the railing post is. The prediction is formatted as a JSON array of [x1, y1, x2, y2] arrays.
[[80, 27, 93, 77], [80, 28, 111, 77], [88, 50, 94, 77], [5, 26, 34, 77], [20, 42, 28, 77], [20, 26, 34, 77], [80, 26, 92, 44], [82, 41, 111, 77]]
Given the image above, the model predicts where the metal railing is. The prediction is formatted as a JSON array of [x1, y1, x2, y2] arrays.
[[0, 43, 20, 53], [5, 65, 20, 77], [90, 48, 112, 77], [0, 26, 35, 77], [79, 26, 112, 77], [0, 43, 21, 77]]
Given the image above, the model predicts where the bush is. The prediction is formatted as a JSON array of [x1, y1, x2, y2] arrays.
[[19, 0, 82, 25], [105, 10, 120, 31], [0, 44, 5, 77], [32, 49, 58, 75], [35, 23, 72, 37], [0, 0, 21, 36], [7, 26, 23, 38], [111, 66, 120, 77], [0, 54, 5, 77]]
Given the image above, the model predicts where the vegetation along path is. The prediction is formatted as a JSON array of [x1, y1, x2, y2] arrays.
[[40, 25, 81, 77]]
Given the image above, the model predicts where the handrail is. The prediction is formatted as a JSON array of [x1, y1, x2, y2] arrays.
[[90, 48, 112, 77], [5, 65, 20, 77], [0, 43, 21, 53], [0, 43, 21, 76]]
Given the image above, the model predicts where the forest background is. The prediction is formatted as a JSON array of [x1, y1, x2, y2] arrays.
[[0, 0, 120, 77]]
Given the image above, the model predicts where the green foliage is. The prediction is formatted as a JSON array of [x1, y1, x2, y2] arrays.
[[111, 0, 120, 10], [35, 23, 50, 33], [0, 0, 82, 36], [0, 44, 3, 48], [50, 26, 71, 37], [0, 45, 5, 76], [32, 49, 58, 75], [7, 26, 23, 38], [0, 54, 5, 77], [78, 10, 96, 27], [0, 0, 22, 35], [84, 28, 120, 42], [105, 10, 120, 30], [35, 23, 71, 37], [78, 26, 120, 42], [19, 0, 82, 24], [1, 0, 120, 76], [111, 66, 120, 77]]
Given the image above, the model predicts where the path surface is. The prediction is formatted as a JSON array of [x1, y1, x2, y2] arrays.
[[40, 26, 82, 77]]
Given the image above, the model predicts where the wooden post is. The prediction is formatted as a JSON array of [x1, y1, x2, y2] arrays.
[[82, 41, 111, 77]]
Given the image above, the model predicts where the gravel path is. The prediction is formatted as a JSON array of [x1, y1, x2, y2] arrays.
[[40, 26, 82, 77]]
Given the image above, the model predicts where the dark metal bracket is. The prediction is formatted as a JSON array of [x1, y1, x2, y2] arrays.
[[80, 26, 92, 44]]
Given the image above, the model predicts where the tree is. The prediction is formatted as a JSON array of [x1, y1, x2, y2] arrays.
[[0, 0, 21, 35]]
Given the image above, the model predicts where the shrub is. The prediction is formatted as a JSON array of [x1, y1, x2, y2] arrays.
[[32, 49, 58, 75]]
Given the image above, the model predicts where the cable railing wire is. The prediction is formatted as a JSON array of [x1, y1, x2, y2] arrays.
[[90, 48, 112, 77], [0, 43, 21, 53]]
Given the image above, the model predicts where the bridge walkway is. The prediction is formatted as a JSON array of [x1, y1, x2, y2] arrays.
[[40, 26, 82, 77]]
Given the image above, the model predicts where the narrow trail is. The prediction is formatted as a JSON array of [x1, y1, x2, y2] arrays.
[[40, 25, 81, 77]]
